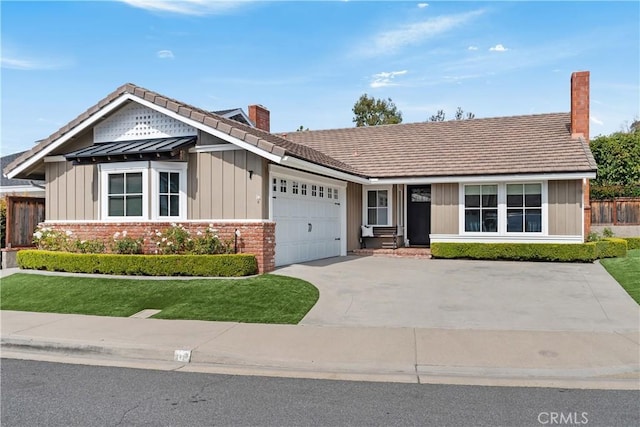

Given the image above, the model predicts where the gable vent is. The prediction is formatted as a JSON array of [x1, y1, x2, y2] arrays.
[[95, 103, 197, 143]]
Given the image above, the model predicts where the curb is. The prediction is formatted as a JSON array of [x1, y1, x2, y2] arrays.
[[3, 337, 639, 391]]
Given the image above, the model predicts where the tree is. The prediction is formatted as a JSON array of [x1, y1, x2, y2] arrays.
[[352, 94, 402, 127], [296, 125, 309, 132], [429, 107, 475, 122], [429, 109, 446, 122], [589, 127, 640, 198]]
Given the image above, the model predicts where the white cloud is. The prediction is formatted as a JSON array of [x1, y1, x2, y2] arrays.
[[467, 46, 478, 51], [157, 50, 175, 59], [591, 115, 604, 126], [489, 44, 508, 52], [358, 10, 484, 57], [119, 0, 250, 16], [370, 70, 408, 88], [0, 55, 69, 70], [417, 3, 429, 8]]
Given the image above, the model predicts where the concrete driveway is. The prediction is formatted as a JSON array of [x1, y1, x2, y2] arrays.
[[276, 256, 640, 332]]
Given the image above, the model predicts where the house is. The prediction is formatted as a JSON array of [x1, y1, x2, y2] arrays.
[[3, 71, 596, 273], [1, 151, 45, 197]]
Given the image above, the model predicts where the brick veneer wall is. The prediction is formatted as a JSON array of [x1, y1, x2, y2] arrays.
[[41, 221, 276, 273]]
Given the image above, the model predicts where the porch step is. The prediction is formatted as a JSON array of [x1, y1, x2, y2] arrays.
[[352, 248, 432, 259]]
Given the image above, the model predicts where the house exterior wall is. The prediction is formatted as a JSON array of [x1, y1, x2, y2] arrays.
[[548, 179, 583, 236], [346, 181, 362, 251], [45, 161, 98, 221], [40, 221, 275, 273], [187, 150, 266, 220], [51, 129, 93, 155], [431, 183, 459, 234]]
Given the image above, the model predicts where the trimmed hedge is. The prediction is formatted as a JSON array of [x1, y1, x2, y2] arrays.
[[596, 238, 628, 259], [17, 250, 258, 277], [430, 243, 598, 262], [623, 237, 640, 250]]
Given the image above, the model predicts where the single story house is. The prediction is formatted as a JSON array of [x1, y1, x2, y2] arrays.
[[3, 71, 596, 273]]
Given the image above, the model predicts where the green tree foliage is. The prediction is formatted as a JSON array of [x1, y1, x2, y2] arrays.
[[429, 107, 475, 121], [352, 94, 402, 127], [590, 127, 640, 198]]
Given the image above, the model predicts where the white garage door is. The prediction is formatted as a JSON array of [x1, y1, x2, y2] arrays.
[[272, 173, 343, 266]]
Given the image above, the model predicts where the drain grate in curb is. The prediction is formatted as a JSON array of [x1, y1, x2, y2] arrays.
[[129, 309, 162, 319]]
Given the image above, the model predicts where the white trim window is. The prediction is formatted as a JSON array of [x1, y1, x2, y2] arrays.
[[151, 162, 188, 220], [506, 183, 542, 233], [100, 161, 187, 221], [460, 182, 545, 235], [364, 187, 391, 226], [464, 184, 498, 232]]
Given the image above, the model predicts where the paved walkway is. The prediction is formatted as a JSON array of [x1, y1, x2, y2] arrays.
[[1, 260, 639, 389]]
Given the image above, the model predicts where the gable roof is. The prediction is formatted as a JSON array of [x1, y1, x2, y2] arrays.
[[285, 113, 597, 178], [3, 83, 361, 179], [4, 83, 596, 183], [212, 108, 253, 127], [1, 151, 45, 188]]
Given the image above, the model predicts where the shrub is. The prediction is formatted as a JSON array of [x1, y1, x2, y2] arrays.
[[17, 250, 258, 277], [587, 231, 601, 242], [32, 227, 73, 252], [151, 223, 193, 254], [623, 237, 640, 250], [72, 239, 106, 254], [595, 238, 628, 259], [110, 231, 144, 254], [430, 242, 597, 262], [602, 227, 615, 238], [151, 223, 233, 255]]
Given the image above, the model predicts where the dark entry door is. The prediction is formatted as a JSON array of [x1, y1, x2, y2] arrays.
[[407, 185, 431, 246]]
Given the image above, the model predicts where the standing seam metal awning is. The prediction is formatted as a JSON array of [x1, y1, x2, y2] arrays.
[[63, 136, 197, 164]]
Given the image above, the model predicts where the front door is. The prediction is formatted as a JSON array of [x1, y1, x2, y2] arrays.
[[407, 185, 431, 246]]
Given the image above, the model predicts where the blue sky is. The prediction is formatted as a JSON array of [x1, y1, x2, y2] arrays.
[[1, 0, 639, 156]]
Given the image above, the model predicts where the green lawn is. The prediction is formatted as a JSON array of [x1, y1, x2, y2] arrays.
[[0, 273, 319, 324], [600, 249, 640, 304]]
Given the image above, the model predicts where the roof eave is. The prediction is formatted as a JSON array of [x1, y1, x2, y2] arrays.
[[367, 171, 596, 185]]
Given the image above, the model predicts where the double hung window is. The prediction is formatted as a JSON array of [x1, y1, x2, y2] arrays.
[[367, 189, 389, 226]]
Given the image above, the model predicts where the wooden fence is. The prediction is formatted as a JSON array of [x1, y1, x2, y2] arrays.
[[4, 196, 45, 248], [591, 197, 640, 225]]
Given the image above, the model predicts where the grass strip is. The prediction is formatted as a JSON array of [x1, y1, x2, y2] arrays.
[[0, 273, 318, 324], [600, 249, 640, 304]]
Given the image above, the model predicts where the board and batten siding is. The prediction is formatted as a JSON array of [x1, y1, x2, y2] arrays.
[[188, 151, 266, 220], [346, 181, 363, 252], [548, 180, 582, 236], [45, 161, 98, 220], [431, 183, 459, 234]]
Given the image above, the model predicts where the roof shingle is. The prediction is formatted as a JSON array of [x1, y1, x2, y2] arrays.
[[285, 113, 597, 178], [4, 84, 597, 181]]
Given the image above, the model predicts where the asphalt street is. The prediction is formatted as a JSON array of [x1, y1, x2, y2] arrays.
[[2, 359, 638, 427]]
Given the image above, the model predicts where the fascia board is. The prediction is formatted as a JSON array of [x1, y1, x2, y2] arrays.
[[280, 156, 368, 185], [370, 172, 596, 185], [6, 94, 133, 179]]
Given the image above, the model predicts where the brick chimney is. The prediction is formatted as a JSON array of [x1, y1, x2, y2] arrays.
[[571, 71, 589, 140], [570, 71, 591, 241], [248, 104, 270, 132]]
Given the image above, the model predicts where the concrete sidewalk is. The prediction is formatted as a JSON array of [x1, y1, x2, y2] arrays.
[[1, 310, 638, 390]]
